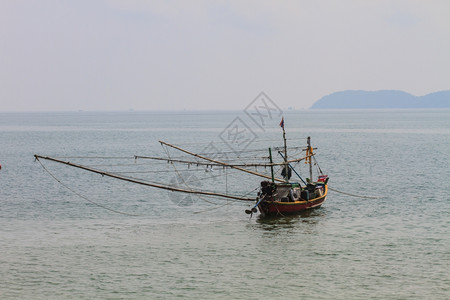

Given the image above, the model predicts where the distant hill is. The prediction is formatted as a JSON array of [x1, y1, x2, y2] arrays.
[[310, 90, 450, 109]]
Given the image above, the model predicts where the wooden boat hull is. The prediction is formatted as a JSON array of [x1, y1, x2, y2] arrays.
[[258, 186, 327, 217]]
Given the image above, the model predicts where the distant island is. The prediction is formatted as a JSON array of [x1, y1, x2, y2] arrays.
[[310, 90, 450, 109]]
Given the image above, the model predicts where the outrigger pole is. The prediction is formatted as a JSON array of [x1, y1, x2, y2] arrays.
[[34, 155, 254, 201], [159, 141, 286, 183], [135, 155, 307, 167]]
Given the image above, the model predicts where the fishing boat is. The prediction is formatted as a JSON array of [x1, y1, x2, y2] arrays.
[[252, 176, 328, 217], [245, 120, 329, 217], [34, 118, 329, 217]]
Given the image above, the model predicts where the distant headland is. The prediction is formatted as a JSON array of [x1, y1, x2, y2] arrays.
[[310, 90, 450, 109]]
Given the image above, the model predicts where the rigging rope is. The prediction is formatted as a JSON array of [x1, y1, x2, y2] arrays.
[[161, 143, 263, 203], [35, 157, 140, 216], [328, 187, 380, 199], [193, 198, 238, 214], [193, 186, 260, 214], [162, 144, 221, 206]]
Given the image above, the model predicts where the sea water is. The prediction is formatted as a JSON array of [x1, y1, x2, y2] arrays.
[[0, 109, 449, 299]]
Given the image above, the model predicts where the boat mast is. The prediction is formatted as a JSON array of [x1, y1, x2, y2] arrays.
[[307, 136, 313, 182], [268, 148, 275, 183], [281, 117, 289, 183]]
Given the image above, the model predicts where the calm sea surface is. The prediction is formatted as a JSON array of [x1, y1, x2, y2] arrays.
[[0, 110, 449, 299]]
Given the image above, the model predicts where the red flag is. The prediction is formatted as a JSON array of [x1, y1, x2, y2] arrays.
[[279, 117, 284, 128]]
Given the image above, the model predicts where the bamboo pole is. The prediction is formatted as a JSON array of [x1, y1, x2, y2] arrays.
[[135, 155, 308, 167]]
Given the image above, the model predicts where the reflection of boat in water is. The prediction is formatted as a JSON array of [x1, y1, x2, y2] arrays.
[[253, 208, 327, 233], [34, 117, 329, 218]]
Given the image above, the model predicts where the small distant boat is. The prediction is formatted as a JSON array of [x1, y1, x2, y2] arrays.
[[35, 118, 329, 218]]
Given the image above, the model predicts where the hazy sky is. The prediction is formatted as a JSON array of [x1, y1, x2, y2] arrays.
[[1, 0, 449, 111]]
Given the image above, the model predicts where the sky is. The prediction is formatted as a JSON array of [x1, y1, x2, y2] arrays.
[[1, 0, 449, 111]]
